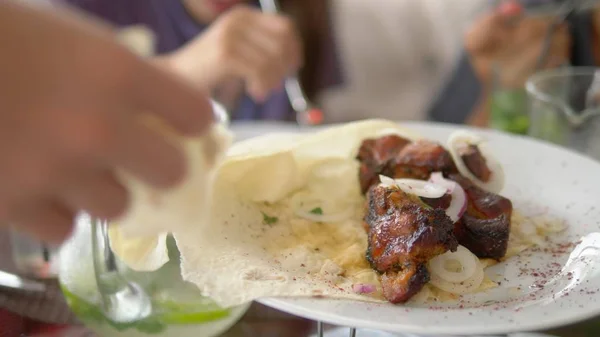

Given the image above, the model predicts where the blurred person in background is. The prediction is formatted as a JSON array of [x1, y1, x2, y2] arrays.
[[430, 0, 600, 130], [58, 0, 484, 124], [59, 0, 600, 130], [56, 0, 328, 122]]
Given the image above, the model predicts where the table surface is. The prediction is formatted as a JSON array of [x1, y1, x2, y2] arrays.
[[45, 301, 600, 337]]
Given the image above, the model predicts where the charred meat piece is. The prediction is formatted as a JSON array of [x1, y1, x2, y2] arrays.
[[357, 135, 412, 164], [421, 193, 452, 210], [380, 264, 429, 303], [459, 144, 492, 182], [357, 135, 412, 194], [383, 140, 457, 181], [364, 185, 458, 303], [449, 173, 512, 260]]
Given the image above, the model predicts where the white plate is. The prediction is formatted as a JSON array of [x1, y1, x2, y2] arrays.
[[243, 122, 600, 335]]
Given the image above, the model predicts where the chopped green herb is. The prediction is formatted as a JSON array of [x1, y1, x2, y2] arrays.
[[310, 207, 323, 215], [262, 212, 278, 225]]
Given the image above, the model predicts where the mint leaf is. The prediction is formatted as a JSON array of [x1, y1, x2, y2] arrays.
[[310, 207, 323, 215], [262, 212, 278, 225]]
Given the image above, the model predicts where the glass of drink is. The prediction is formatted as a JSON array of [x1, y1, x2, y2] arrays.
[[57, 100, 250, 336], [526, 66, 600, 161]]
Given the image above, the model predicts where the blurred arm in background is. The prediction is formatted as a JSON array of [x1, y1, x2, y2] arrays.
[[465, 0, 570, 127], [54, 0, 303, 109], [431, 0, 600, 127]]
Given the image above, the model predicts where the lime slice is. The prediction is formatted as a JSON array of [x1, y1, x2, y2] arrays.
[[61, 285, 231, 335], [151, 295, 230, 324], [156, 307, 230, 325], [61, 287, 105, 325]]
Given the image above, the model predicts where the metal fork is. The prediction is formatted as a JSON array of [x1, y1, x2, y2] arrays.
[[257, 0, 324, 126]]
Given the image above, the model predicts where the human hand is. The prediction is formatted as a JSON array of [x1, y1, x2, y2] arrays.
[[465, 0, 571, 88], [167, 5, 303, 101], [0, 2, 213, 243]]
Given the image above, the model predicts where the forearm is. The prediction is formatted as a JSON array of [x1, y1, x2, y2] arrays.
[[428, 52, 486, 125], [465, 56, 493, 127], [153, 50, 218, 93], [466, 87, 491, 127]]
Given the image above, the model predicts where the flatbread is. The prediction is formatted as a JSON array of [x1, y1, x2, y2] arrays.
[[108, 115, 232, 271], [174, 119, 419, 307], [108, 228, 170, 272], [114, 121, 233, 239]]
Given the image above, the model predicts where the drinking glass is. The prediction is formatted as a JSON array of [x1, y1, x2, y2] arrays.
[[526, 67, 600, 161], [57, 100, 251, 336]]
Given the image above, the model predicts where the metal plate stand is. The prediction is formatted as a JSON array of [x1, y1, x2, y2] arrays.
[[315, 322, 357, 337]]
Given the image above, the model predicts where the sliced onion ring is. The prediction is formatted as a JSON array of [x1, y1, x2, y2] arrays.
[[429, 261, 484, 295], [378, 175, 446, 198], [429, 172, 467, 222], [447, 131, 505, 194], [428, 245, 477, 283]]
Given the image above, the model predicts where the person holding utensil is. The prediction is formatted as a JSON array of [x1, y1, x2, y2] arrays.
[[429, 0, 600, 130], [59, 0, 489, 125], [56, 0, 332, 122]]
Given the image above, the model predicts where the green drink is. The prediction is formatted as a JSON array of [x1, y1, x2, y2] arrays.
[[58, 223, 250, 337], [60, 287, 244, 336], [490, 88, 530, 135]]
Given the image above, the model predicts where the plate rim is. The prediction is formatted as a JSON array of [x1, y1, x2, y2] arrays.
[[257, 297, 600, 335]]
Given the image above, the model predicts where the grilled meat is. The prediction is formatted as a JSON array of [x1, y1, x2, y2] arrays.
[[458, 144, 492, 182], [364, 185, 458, 303], [421, 194, 452, 210], [380, 264, 430, 303], [357, 135, 412, 194], [449, 174, 512, 260], [383, 140, 457, 181]]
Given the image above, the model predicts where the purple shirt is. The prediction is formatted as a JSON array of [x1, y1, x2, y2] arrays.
[[60, 0, 344, 121]]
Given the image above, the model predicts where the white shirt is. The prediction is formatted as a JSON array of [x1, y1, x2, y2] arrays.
[[319, 0, 486, 123]]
